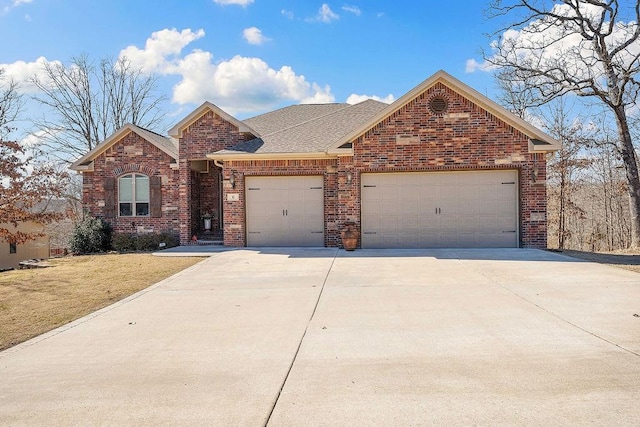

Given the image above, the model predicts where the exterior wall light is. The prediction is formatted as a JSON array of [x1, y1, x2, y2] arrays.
[[346, 171, 353, 185], [229, 172, 236, 188]]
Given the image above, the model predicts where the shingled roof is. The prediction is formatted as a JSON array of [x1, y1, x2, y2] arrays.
[[70, 124, 178, 171], [213, 99, 388, 156]]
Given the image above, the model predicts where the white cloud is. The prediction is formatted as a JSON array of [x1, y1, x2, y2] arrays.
[[470, 2, 640, 81], [0, 56, 62, 93], [302, 83, 334, 104], [119, 28, 205, 74], [342, 5, 361, 16], [465, 58, 495, 73], [2, 0, 32, 15], [308, 3, 339, 23], [119, 28, 335, 114], [281, 9, 294, 20], [346, 93, 395, 105], [242, 27, 269, 45], [212, 0, 253, 6], [20, 128, 52, 149]]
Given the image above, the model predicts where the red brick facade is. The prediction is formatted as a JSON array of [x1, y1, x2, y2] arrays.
[[80, 79, 552, 249], [221, 83, 548, 249], [176, 110, 253, 243], [221, 159, 340, 247], [81, 131, 180, 236]]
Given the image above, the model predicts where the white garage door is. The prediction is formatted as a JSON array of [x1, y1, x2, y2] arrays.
[[246, 176, 324, 246], [361, 170, 518, 248]]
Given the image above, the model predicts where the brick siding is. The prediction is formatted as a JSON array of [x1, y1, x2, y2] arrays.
[[81, 131, 180, 237], [176, 110, 253, 244], [223, 82, 548, 248], [84, 84, 550, 249]]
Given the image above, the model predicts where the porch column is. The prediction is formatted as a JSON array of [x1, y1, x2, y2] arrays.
[[178, 158, 192, 244]]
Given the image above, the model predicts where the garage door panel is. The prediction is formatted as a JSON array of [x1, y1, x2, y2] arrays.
[[361, 171, 518, 248], [246, 176, 324, 247]]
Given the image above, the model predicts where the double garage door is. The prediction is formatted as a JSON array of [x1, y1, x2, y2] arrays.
[[245, 171, 518, 248], [361, 170, 519, 248]]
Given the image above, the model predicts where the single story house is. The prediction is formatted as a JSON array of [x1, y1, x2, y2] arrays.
[[71, 70, 560, 249]]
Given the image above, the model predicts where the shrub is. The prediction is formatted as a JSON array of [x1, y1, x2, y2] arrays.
[[111, 233, 135, 252], [69, 216, 112, 254], [111, 232, 179, 252]]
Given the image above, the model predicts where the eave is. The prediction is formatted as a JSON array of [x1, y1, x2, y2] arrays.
[[69, 124, 178, 171], [328, 70, 561, 154], [207, 151, 337, 162]]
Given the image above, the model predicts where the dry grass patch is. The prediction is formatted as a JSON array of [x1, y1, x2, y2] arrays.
[[0, 254, 202, 351]]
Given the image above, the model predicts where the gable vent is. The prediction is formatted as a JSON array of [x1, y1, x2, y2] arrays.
[[429, 97, 448, 114]]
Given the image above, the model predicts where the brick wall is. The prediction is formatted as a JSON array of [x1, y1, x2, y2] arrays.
[[177, 110, 253, 243], [222, 159, 339, 246], [349, 82, 547, 248], [82, 131, 180, 237], [220, 82, 548, 249], [83, 86, 549, 248]]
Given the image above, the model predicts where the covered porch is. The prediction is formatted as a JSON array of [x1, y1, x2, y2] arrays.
[[187, 159, 224, 242]]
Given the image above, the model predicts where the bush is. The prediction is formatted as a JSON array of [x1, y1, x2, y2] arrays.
[[111, 233, 135, 252], [69, 216, 112, 254], [111, 232, 179, 252]]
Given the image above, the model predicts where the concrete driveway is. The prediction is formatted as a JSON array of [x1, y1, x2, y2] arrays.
[[1, 248, 639, 425]]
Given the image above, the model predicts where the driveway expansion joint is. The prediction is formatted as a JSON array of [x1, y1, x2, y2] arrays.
[[263, 248, 339, 426], [500, 283, 640, 358]]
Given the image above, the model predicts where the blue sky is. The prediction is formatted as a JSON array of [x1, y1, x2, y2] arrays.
[[1, 0, 497, 136]]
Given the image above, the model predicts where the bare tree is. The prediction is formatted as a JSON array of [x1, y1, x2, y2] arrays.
[[495, 69, 542, 118], [0, 68, 24, 139], [542, 99, 591, 249], [31, 55, 166, 162], [484, 0, 640, 247]]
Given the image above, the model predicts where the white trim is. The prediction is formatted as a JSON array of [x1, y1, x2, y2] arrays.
[[168, 101, 257, 138], [118, 173, 150, 218], [327, 70, 561, 154], [207, 152, 336, 161], [70, 124, 177, 171]]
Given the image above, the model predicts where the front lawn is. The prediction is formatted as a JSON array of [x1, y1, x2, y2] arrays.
[[0, 254, 202, 351]]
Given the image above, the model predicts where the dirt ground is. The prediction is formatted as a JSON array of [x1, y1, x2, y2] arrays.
[[553, 249, 640, 273]]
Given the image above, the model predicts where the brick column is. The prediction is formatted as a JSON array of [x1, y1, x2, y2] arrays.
[[178, 158, 192, 244]]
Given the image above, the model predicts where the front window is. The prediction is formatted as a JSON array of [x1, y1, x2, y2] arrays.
[[119, 174, 149, 216], [9, 242, 16, 254]]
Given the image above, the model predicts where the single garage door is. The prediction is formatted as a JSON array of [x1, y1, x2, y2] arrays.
[[361, 170, 518, 248], [246, 176, 324, 246]]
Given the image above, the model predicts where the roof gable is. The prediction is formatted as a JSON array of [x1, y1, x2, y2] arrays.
[[328, 70, 560, 153], [168, 101, 257, 138], [70, 124, 178, 171]]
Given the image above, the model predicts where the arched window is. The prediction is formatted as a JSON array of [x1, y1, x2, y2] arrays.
[[118, 173, 149, 216]]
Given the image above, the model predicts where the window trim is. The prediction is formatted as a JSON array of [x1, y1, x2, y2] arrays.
[[118, 173, 150, 217]]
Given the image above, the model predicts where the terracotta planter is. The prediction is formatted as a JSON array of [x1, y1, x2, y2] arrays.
[[340, 222, 360, 251]]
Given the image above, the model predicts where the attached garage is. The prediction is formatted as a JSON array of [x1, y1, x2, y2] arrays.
[[245, 176, 324, 246], [361, 170, 519, 248]]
